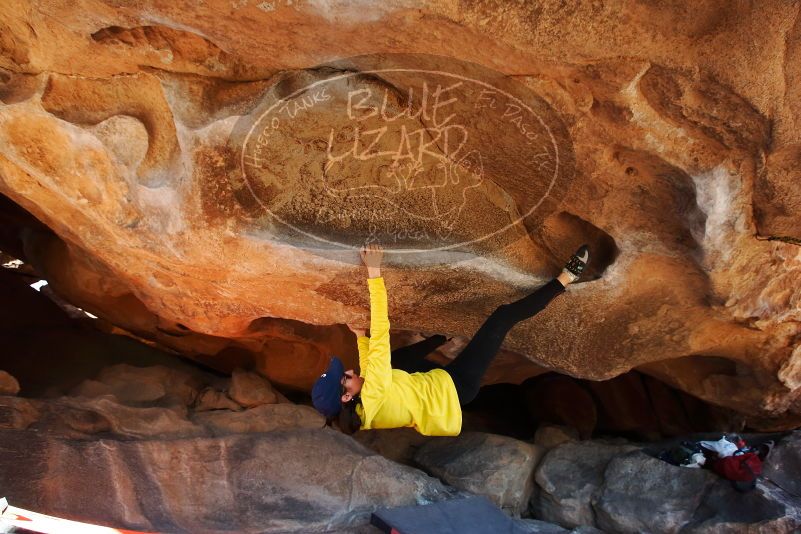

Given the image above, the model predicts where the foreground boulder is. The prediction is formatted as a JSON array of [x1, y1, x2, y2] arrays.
[[683, 477, 801, 533], [532, 440, 638, 527], [532, 435, 801, 533], [3, 383, 800, 534], [762, 430, 801, 498], [593, 451, 714, 533], [0, 427, 457, 532], [414, 432, 543, 516]]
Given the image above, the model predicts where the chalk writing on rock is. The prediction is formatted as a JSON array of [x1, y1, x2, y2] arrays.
[[230, 54, 574, 256]]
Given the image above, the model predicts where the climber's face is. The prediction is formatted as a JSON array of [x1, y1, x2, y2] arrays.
[[340, 369, 363, 402]]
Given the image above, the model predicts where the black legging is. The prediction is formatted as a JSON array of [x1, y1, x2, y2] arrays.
[[391, 278, 565, 406]]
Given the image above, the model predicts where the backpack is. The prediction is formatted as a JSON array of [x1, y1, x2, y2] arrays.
[[711, 451, 763, 491]]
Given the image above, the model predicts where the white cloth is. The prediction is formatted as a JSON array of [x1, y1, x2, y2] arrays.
[[700, 437, 738, 458], [682, 452, 707, 468]]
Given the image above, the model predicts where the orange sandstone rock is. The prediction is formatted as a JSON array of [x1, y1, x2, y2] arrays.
[[0, 0, 798, 428]]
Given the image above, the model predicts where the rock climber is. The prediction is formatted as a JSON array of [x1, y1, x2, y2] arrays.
[[311, 242, 590, 436]]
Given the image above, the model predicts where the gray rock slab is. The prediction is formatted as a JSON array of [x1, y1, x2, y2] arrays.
[[593, 450, 714, 533], [762, 430, 801, 498], [682, 477, 801, 533], [531, 440, 638, 528], [414, 431, 544, 516]]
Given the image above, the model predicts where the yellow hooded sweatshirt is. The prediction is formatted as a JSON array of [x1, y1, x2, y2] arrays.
[[355, 277, 462, 436]]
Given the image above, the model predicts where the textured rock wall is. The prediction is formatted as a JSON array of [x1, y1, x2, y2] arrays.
[[0, 426, 455, 532], [0, 1, 799, 427]]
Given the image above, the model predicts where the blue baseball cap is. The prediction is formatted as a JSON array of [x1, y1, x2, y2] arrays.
[[312, 356, 345, 418]]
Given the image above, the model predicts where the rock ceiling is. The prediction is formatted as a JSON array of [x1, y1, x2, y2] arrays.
[[0, 0, 799, 428]]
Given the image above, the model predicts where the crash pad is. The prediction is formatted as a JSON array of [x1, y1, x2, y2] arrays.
[[370, 495, 531, 534]]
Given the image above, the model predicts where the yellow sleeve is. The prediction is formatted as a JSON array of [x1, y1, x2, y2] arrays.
[[360, 277, 392, 423], [357, 335, 370, 375]]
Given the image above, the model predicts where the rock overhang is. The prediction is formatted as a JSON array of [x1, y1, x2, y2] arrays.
[[0, 0, 799, 428]]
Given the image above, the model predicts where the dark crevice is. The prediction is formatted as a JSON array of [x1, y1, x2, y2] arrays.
[[155, 326, 190, 338], [460, 368, 744, 442], [140, 64, 282, 84], [0, 192, 57, 264], [90, 25, 227, 56], [540, 211, 619, 280], [758, 235, 801, 246]]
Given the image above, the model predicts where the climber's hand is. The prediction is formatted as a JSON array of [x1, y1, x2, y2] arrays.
[[360, 243, 383, 278], [347, 324, 367, 337]]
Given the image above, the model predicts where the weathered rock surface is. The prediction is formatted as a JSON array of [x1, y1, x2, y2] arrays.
[[3, 377, 801, 533], [1, 358, 319, 440], [192, 403, 323, 436], [0, 427, 456, 533], [3, 4, 801, 530], [72, 363, 207, 406], [593, 451, 714, 533], [532, 440, 638, 528], [0, 396, 39, 430], [65, 396, 205, 439], [414, 432, 544, 516], [1, 395, 204, 439], [682, 478, 801, 534], [0, 0, 798, 427], [532, 435, 801, 533], [533, 424, 579, 451], [355, 427, 433, 466], [229, 367, 279, 407], [193, 386, 242, 412], [762, 430, 801, 500]]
